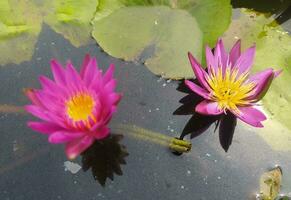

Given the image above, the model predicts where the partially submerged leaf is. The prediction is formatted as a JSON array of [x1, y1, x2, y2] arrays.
[[222, 9, 291, 151], [92, 6, 202, 79], [44, 0, 99, 47], [259, 167, 282, 200], [0, 0, 42, 65]]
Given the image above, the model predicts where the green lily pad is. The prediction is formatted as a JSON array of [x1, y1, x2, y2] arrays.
[[0, 0, 42, 65], [44, 0, 99, 47], [121, 0, 232, 47], [223, 9, 291, 151], [177, 0, 232, 47], [92, 6, 202, 79]]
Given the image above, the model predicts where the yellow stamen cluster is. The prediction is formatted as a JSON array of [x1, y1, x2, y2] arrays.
[[66, 93, 95, 124], [206, 67, 255, 113]]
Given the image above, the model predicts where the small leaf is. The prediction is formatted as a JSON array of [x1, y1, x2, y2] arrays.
[[259, 167, 282, 200]]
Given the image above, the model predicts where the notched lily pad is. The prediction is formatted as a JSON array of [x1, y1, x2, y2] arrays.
[[223, 9, 291, 151], [0, 0, 42, 65], [177, 0, 232, 47], [92, 6, 202, 79], [121, 0, 232, 47], [44, 0, 99, 47]]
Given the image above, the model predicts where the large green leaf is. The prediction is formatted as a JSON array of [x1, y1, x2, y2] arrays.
[[92, 6, 202, 79], [92, 0, 231, 78], [177, 0, 232, 47], [223, 9, 291, 151], [44, 0, 99, 47], [0, 0, 42, 65], [121, 0, 232, 47]]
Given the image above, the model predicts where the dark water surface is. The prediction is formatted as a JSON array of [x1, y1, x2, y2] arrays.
[[0, 1, 291, 200]]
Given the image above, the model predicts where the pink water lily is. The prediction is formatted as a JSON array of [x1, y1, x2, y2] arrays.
[[185, 39, 281, 127], [25, 54, 122, 159]]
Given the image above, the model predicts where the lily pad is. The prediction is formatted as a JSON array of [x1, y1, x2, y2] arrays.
[[177, 0, 232, 47], [44, 0, 99, 47], [0, 0, 42, 65], [121, 0, 232, 47], [92, 6, 202, 79], [222, 9, 291, 151]]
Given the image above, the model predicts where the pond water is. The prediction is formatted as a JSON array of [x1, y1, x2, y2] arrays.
[[0, 1, 291, 200]]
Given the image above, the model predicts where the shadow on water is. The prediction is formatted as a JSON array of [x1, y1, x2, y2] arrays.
[[173, 80, 237, 152], [81, 134, 129, 186]]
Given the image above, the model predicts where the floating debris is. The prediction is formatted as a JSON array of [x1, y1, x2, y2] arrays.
[[64, 161, 81, 174], [258, 166, 283, 200], [169, 138, 191, 154]]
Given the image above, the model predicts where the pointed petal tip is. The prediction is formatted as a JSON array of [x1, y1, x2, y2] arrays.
[[274, 69, 283, 77], [67, 152, 78, 160], [187, 52, 193, 59], [50, 58, 61, 65]]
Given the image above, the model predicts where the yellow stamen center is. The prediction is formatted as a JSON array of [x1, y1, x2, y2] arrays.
[[66, 93, 95, 122], [207, 67, 255, 113]]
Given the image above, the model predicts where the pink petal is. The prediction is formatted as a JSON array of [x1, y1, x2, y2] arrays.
[[89, 121, 103, 132], [214, 39, 228, 71], [94, 126, 110, 140], [65, 136, 95, 159], [195, 100, 223, 115], [51, 59, 66, 85], [35, 91, 63, 114], [65, 61, 83, 90], [26, 105, 67, 129], [39, 76, 66, 97], [25, 105, 50, 121], [80, 54, 91, 78], [233, 106, 266, 127], [185, 80, 211, 100], [48, 131, 84, 144], [274, 69, 282, 77], [103, 64, 115, 84], [83, 58, 98, 86], [206, 46, 216, 73], [188, 52, 211, 91], [234, 45, 256, 75], [27, 121, 62, 134], [247, 68, 277, 101], [88, 69, 102, 90], [229, 39, 241, 66], [104, 79, 117, 93], [25, 89, 44, 108], [109, 93, 122, 105]]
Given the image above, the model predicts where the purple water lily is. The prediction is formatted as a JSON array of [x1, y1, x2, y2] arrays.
[[25, 54, 122, 159], [185, 39, 281, 127]]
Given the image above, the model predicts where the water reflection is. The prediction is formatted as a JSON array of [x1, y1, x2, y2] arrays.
[[174, 81, 237, 152], [81, 134, 128, 186]]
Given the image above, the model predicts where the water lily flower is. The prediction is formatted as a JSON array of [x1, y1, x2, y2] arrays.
[[185, 39, 281, 127], [25, 54, 122, 159]]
